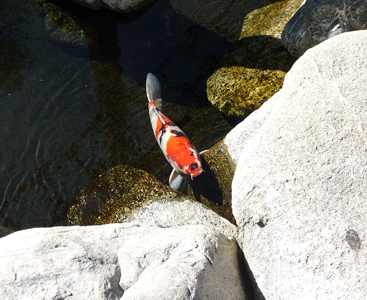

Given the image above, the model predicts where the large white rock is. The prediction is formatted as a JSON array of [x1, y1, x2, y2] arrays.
[[224, 93, 277, 165], [0, 223, 246, 300], [232, 30, 367, 299], [123, 199, 239, 239]]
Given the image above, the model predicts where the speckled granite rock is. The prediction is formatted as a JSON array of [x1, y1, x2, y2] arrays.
[[282, 0, 367, 57], [124, 198, 239, 239], [205, 0, 303, 116], [232, 30, 367, 299], [0, 223, 247, 300], [224, 92, 277, 165]]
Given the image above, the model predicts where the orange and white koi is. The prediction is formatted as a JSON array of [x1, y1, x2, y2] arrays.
[[146, 73, 204, 190]]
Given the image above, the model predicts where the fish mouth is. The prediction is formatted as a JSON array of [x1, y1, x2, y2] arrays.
[[190, 168, 203, 179]]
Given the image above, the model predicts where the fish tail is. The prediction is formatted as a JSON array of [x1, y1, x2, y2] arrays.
[[146, 73, 162, 109]]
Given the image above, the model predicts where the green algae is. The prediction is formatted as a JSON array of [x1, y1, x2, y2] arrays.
[[240, 0, 304, 39], [68, 139, 237, 226], [207, 66, 285, 115], [67, 164, 185, 225], [206, 0, 303, 117], [44, 2, 89, 47]]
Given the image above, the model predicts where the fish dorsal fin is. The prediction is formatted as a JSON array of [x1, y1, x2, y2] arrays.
[[169, 169, 186, 191], [146, 73, 162, 106]]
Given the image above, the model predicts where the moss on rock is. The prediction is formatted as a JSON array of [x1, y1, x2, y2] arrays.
[[67, 165, 185, 225], [206, 0, 303, 117]]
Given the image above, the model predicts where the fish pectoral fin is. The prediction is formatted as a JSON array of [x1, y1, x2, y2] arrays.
[[169, 169, 186, 191], [199, 150, 208, 156]]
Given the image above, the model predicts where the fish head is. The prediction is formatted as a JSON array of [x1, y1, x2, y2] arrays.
[[186, 161, 203, 179]]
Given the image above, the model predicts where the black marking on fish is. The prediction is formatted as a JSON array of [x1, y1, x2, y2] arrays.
[[170, 129, 186, 138], [189, 163, 199, 171], [158, 123, 168, 145]]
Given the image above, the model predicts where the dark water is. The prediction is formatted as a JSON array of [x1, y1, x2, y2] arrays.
[[0, 0, 234, 230]]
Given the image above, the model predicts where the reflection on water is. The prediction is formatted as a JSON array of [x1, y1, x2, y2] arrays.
[[0, 0, 234, 230]]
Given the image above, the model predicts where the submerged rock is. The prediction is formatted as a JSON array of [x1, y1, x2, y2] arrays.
[[0, 223, 247, 300], [232, 30, 367, 299], [67, 164, 185, 225], [171, 0, 302, 43], [207, 64, 286, 115], [282, 0, 367, 57], [0, 225, 13, 238], [70, 0, 156, 12], [206, 0, 302, 116], [44, 1, 89, 50]]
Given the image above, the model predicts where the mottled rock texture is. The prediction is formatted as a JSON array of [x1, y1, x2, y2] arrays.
[[70, 0, 155, 12], [232, 30, 367, 299], [282, 0, 367, 57], [0, 224, 247, 300]]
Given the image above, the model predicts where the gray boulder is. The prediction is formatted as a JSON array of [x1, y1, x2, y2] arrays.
[[0, 223, 246, 300], [70, 0, 155, 12], [224, 93, 277, 165], [282, 0, 367, 57], [124, 198, 239, 238], [232, 30, 367, 299]]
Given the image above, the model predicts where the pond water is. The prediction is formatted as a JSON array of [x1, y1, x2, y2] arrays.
[[0, 0, 234, 230]]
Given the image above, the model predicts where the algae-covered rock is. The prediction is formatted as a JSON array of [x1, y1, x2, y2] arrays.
[[171, 0, 303, 42], [68, 138, 238, 226], [207, 65, 285, 115], [67, 164, 185, 225], [206, 0, 302, 117], [44, 1, 89, 49]]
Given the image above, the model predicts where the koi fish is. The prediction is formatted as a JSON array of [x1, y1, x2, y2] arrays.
[[146, 73, 204, 190]]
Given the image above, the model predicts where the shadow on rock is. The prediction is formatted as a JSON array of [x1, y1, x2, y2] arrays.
[[236, 242, 266, 300], [188, 140, 236, 225], [191, 157, 223, 206]]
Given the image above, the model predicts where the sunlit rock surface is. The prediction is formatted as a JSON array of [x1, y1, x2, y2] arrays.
[[0, 223, 247, 300], [282, 0, 367, 57], [124, 198, 239, 239], [205, 0, 303, 116], [207, 65, 286, 116], [232, 31, 367, 299]]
